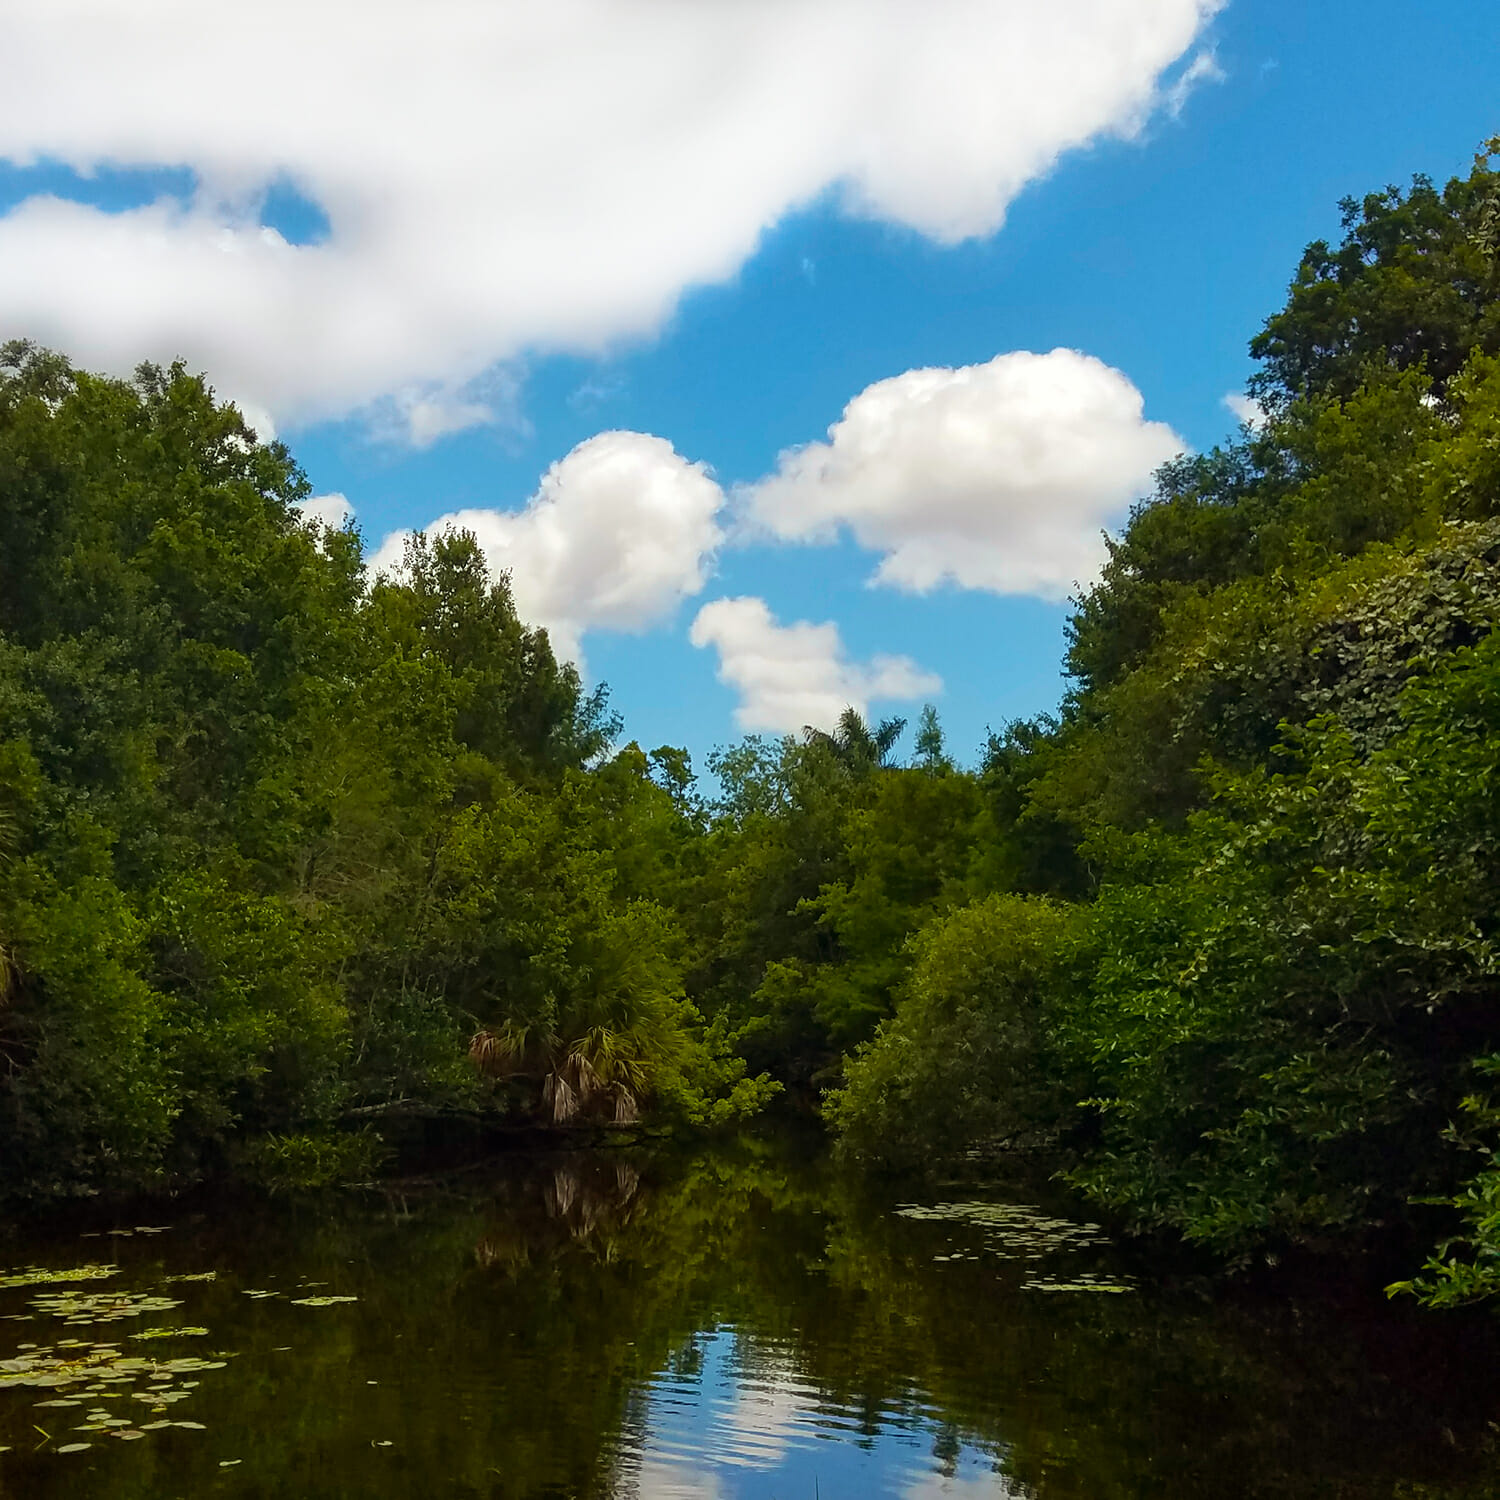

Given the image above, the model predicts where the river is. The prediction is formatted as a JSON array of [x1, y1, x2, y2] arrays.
[[1, 1133, 1496, 1498]]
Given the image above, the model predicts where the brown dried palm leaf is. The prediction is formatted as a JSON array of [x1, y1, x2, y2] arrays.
[[468, 1025, 529, 1078], [541, 1070, 580, 1124], [560, 1049, 602, 1104]]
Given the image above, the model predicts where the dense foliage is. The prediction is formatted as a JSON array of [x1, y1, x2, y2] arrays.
[[0, 344, 772, 1198], [4, 139, 1500, 1306]]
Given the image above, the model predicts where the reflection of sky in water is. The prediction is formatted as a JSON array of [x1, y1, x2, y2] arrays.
[[615, 1328, 1020, 1500]]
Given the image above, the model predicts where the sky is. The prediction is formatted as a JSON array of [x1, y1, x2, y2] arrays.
[[2, 0, 1497, 770]]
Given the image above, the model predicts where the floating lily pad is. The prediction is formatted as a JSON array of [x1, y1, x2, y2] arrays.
[[55, 1442, 92, 1453], [0, 1265, 119, 1292], [1022, 1275, 1133, 1293], [895, 1201, 1110, 1255], [30, 1291, 184, 1324], [290, 1295, 358, 1307], [130, 1327, 209, 1341]]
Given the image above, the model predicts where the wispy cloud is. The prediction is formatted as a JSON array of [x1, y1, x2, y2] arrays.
[[1164, 48, 1226, 117]]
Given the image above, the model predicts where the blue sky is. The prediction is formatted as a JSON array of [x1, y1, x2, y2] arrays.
[[2, 0, 1496, 771]]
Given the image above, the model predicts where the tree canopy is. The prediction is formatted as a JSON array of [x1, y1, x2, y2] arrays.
[[5, 140, 1500, 1306]]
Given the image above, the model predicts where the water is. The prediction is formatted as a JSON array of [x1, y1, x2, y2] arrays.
[[1, 1134, 1497, 1499]]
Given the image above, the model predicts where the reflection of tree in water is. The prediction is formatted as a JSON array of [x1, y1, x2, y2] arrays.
[[466, 1142, 1500, 1500], [7, 1139, 1497, 1500], [474, 1153, 645, 1272]]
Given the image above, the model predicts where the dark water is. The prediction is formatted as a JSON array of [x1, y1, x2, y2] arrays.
[[1, 1134, 1498, 1500]]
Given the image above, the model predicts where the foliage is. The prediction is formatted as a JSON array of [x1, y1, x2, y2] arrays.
[[8, 134, 1500, 1312], [1249, 137, 1500, 408], [828, 894, 1077, 1168], [233, 1128, 390, 1191], [0, 341, 769, 1199]]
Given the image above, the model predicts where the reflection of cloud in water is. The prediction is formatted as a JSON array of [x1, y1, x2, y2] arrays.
[[627, 1458, 729, 1500], [622, 1335, 816, 1494], [623, 1330, 1011, 1499], [712, 1360, 808, 1468], [902, 1468, 1027, 1500]]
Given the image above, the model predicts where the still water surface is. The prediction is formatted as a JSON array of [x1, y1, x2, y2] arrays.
[[1, 1135, 1497, 1499]]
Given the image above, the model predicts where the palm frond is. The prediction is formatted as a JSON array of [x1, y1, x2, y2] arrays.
[[541, 1070, 580, 1123]]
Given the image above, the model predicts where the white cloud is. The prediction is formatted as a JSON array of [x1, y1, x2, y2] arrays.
[[371, 431, 724, 666], [567, 372, 626, 413], [361, 367, 530, 449], [296, 491, 354, 530], [396, 393, 496, 449], [1164, 48, 1226, 117], [0, 2, 1221, 433], [690, 596, 940, 733], [741, 349, 1183, 600], [231, 397, 277, 443], [1223, 391, 1267, 430]]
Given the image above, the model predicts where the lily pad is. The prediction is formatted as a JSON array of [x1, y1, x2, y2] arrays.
[[290, 1295, 358, 1307], [895, 1201, 1110, 1256], [30, 1291, 184, 1324], [0, 1265, 119, 1292], [1022, 1275, 1133, 1293]]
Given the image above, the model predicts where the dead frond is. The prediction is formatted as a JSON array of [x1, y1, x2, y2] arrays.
[[468, 1025, 528, 1078], [542, 1070, 580, 1124]]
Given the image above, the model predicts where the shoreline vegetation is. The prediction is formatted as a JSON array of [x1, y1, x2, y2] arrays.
[[3, 139, 1500, 1309]]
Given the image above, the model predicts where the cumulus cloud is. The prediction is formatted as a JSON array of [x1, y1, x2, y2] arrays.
[[295, 491, 354, 530], [1223, 391, 1267, 429], [370, 431, 723, 665], [741, 349, 1183, 599], [0, 2, 1220, 431], [690, 596, 940, 733]]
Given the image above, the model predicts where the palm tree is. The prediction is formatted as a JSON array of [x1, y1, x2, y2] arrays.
[[468, 906, 685, 1126], [801, 707, 906, 773]]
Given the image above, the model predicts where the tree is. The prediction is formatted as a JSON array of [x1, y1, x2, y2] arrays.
[[1249, 138, 1500, 410]]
